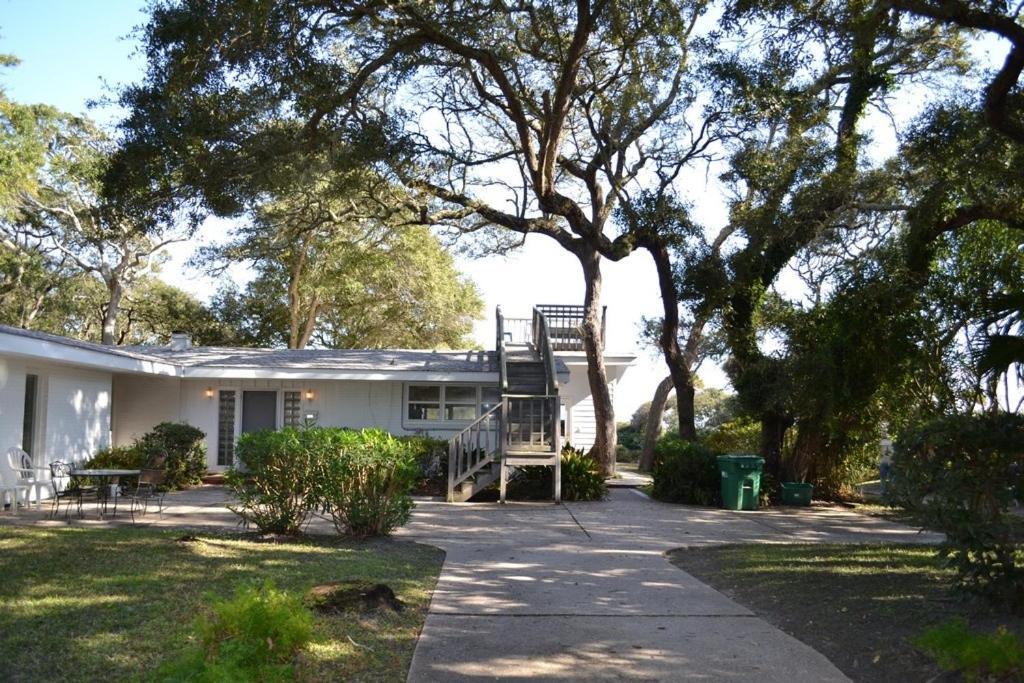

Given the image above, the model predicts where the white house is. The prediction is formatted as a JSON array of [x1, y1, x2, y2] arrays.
[[0, 305, 634, 495]]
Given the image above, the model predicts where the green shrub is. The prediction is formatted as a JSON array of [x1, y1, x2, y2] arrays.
[[400, 434, 449, 480], [703, 417, 760, 455], [322, 428, 419, 537], [87, 444, 145, 470], [615, 444, 639, 463], [87, 444, 147, 491], [890, 413, 1024, 610], [229, 427, 419, 537], [915, 618, 1024, 682], [228, 428, 332, 535], [137, 422, 207, 489], [617, 423, 644, 451], [561, 445, 608, 501], [651, 435, 720, 506], [160, 581, 314, 682]]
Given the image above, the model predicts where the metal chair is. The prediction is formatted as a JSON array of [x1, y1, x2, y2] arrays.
[[48, 461, 99, 519], [123, 467, 167, 524], [6, 447, 47, 509]]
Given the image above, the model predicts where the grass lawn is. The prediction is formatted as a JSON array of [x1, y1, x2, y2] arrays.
[[0, 526, 444, 682], [669, 543, 1024, 682]]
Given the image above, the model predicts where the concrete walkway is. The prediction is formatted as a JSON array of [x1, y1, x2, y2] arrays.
[[2, 486, 940, 680], [398, 488, 940, 682]]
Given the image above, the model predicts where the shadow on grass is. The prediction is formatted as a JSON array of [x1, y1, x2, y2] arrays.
[[669, 543, 1022, 683], [0, 526, 444, 683]]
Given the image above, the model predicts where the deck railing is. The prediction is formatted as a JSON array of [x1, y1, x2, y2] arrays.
[[502, 317, 533, 346], [447, 403, 502, 501], [503, 395, 560, 452], [535, 304, 605, 351]]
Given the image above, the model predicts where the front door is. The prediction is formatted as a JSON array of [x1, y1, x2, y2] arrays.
[[241, 391, 277, 434]]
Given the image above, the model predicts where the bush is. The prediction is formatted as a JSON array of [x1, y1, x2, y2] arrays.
[[890, 413, 1024, 610], [561, 445, 608, 501], [229, 427, 420, 537], [160, 581, 314, 682], [87, 444, 147, 491], [703, 417, 760, 455], [915, 618, 1024, 682], [229, 428, 331, 535], [87, 444, 145, 470], [400, 435, 449, 480], [505, 444, 607, 501], [614, 444, 639, 463], [617, 423, 644, 451], [322, 429, 419, 537], [651, 435, 720, 506], [137, 422, 207, 489]]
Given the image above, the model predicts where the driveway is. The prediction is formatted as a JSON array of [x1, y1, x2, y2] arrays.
[[399, 488, 940, 682]]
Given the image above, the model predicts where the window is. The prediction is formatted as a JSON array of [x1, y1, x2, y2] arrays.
[[480, 387, 502, 416], [445, 386, 478, 420], [22, 374, 38, 456], [406, 385, 491, 423], [407, 385, 441, 421], [283, 391, 302, 427], [217, 390, 236, 467]]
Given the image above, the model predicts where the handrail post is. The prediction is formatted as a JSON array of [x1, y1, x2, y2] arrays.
[[447, 439, 455, 502]]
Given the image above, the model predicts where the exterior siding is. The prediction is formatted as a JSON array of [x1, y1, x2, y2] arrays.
[[111, 376, 495, 470], [0, 356, 111, 468], [556, 356, 627, 452]]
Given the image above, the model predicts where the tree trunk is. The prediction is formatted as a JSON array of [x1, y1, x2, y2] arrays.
[[647, 243, 698, 440], [639, 375, 674, 472], [287, 244, 308, 349], [296, 298, 320, 349], [759, 413, 791, 479], [578, 249, 616, 475], [101, 277, 123, 345]]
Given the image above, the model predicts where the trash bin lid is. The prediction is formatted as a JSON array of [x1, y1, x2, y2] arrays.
[[717, 454, 765, 470]]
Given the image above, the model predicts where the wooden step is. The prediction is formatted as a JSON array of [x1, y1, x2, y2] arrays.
[[450, 460, 500, 502]]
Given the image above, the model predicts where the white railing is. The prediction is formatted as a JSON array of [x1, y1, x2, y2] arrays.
[[502, 317, 533, 346]]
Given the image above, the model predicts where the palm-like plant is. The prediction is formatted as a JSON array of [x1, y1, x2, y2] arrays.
[[978, 293, 1024, 383]]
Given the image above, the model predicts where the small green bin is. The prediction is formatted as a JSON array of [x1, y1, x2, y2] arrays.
[[717, 454, 764, 511], [781, 482, 814, 506]]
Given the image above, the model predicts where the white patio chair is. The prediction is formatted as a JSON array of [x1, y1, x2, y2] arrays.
[[0, 450, 32, 514], [5, 447, 47, 510]]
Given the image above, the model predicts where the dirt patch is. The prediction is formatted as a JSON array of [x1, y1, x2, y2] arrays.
[[307, 581, 405, 615], [669, 544, 1024, 683]]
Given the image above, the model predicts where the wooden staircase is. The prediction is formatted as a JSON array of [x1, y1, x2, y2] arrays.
[[447, 306, 563, 503]]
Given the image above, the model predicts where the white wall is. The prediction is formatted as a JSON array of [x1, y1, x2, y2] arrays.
[[557, 360, 629, 451], [0, 355, 112, 468], [112, 376, 493, 470]]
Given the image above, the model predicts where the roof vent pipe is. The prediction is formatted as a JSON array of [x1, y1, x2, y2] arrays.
[[169, 331, 192, 351]]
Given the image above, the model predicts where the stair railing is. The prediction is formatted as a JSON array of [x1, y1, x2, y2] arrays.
[[448, 402, 502, 501], [496, 305, 508, 394], [532, 307, 559, 396]]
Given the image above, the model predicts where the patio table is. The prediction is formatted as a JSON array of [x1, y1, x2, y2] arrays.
[[69, 469, 141, 517]]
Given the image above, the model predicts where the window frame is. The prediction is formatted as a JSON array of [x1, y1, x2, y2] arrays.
[[403, 383, 490, 427]]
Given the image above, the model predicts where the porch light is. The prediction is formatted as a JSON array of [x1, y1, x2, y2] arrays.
[[305, 389, 315, 400], [205, 387, 215, 399]]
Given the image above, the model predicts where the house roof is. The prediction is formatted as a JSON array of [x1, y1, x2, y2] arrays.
[[0, 325, 575, 381], [122, 345, 500, 373]]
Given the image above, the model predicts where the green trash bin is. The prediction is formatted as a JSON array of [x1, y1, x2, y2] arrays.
[[717, 455, 764, 511], [781, 482, 814, 506]]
